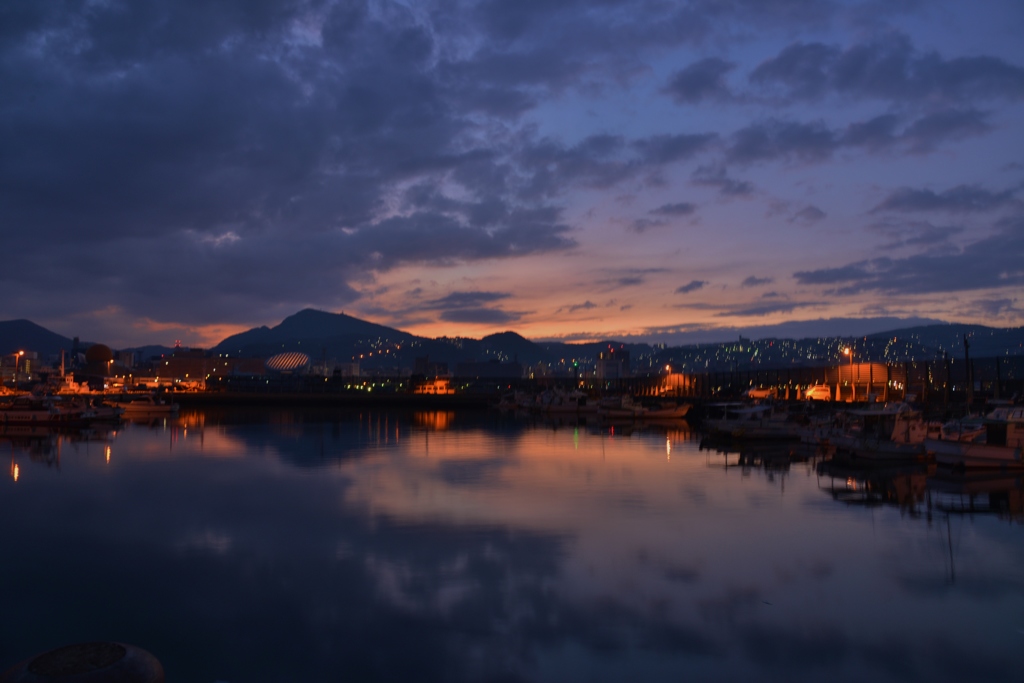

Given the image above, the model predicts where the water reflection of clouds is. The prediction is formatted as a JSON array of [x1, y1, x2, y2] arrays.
[[1, 412, 1022, 682]]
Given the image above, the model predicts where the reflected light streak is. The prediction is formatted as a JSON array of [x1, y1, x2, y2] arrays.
[[12, 463, 19, 482], [413, 412, 454, 431], [105, 445, 111, 464], [666, 438, 671, 460]]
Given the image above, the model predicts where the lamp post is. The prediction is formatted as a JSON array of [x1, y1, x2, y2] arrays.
[[843, 346, 855, 401], [9, 351, 24, 386]]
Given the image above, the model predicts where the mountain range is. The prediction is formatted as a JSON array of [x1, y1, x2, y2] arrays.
[[2, 310, 1023, 370], [0, 319, 79, 359]]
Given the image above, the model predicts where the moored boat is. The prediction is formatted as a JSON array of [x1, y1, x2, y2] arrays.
[[596, 395, 646, 419], [925, 405, 1024, 470], [702, 403, 800, 440], [0, 396, 89, 426], [829, 404, 930, 463], [111, 394, 180, 416], [640, 401, 692, 419]]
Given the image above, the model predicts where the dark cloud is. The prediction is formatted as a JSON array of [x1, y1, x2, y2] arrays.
[[439, 308, 523, 324], [519, 131, 715, 199], [691, 165, 755, 196], [793, 262, 875, 285], [595, 268, 670, 290], [692, 0, 836, 27], [631, 133, 718, 165], [872, 185, 1018, 214], [676, 280, 707, 294], [350, 210, 576, 270], [651, 202, 698, 216], [728, 119, 836, 164], [791, 205, 827, 223], [971, 298, 1021, 317], [520, 134, 628, 193], [751, 32, 1024, 103], [664, 57, 736, 103], [714, 300, 822, 317], [841, 114, 901, 150], [742, 276, 774, 287], [427, 291, 521, 325], [569, 301, 598, 313], [749, 42, 837, 98], [899, 108, 991, 152], [792, 217, 1024, 295], [869, 218, 965, 250], [427, 291, 512, 309], [728, 109, 990, 164], [0, 0, 1018, 337], [0, 0, 612, 329], [630, 218, 667, 233]]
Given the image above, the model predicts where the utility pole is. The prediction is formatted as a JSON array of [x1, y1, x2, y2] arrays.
[[963, 334, 973, 409]]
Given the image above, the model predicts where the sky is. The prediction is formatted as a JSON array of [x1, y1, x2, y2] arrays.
[[2, 0, 1023, 348]]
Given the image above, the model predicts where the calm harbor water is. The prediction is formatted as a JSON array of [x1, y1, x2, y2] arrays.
[[1, 408, 1022, 682]]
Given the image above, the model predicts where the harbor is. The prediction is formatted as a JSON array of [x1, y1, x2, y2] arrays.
[[3, 405, 1022, 682]]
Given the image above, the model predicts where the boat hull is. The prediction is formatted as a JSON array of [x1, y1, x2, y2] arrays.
[[926, 438, 1023, 470], [832, 435, 928, 462]]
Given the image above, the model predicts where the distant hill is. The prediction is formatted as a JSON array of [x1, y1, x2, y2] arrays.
[[210, 311, 1024, 371], [211, 312, 564, 368], [565, 316, 948, 347], [124, 345, 179, 362], [213, 309, 411, 356], [479, 331, 555, 364], [864, 324, 1024, 358], [4, 312, 1021, 375], [0, 319, 76, 358]]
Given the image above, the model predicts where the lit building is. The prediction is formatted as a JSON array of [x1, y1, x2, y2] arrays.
[[596, 346, 630, 379]]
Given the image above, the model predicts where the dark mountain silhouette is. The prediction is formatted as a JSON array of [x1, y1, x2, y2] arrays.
[[213, 309, 413, 356], [863, 324, 1024, 358], [479, 331, 554, 364], [0, 319, 76, 358], [125, 345, 179, 362], [3, 312, 1022, 373]]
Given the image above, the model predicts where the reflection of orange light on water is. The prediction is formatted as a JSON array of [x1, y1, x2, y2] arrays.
[[846, 477, 857, 490], [11, 463, 19, 482], [413, 412, 454, 431], [179, 413, 205, 429], [105, 445, 111, 464], [666, 438, 671, 460]]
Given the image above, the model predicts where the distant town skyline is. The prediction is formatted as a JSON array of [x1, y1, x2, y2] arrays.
[[2, 1, 1023, 348]]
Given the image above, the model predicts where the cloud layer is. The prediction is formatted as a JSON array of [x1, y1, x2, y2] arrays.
[[1, 0, 1022, 343]]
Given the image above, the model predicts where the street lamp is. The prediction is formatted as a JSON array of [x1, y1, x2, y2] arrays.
[[8, 351, 24, 385], [843, 346, 855, 401]]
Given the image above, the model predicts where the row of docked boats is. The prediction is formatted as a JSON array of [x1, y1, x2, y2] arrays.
[[499, 389, 691, 420], [0, 393, 179, 427], [700, 400, 1024, 471]]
